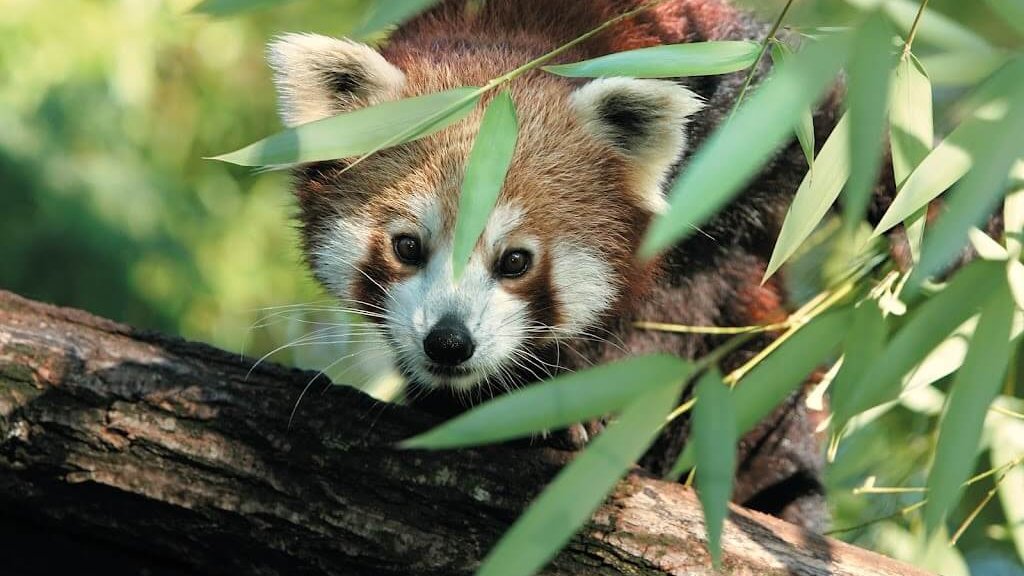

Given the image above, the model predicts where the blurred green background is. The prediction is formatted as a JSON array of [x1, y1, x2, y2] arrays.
[[1, 0, 1021, 573]]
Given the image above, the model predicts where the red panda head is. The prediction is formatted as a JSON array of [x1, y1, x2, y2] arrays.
[[269, 33, 702, 391]]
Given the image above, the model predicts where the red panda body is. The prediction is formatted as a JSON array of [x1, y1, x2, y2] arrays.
[[272, 0, 844, 531]]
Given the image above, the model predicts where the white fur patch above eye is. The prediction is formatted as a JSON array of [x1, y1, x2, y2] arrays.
[[267, 33, 406, 127], [571, 77, 704, 214]]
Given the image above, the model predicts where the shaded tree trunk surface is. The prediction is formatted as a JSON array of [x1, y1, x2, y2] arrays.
[[0, 290, 931, 576]]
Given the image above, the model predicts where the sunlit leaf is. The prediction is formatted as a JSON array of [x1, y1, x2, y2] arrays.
[[190, 0, 293, 15], [671, 308, 851, 476], [889, 53, 934, 263], [401, 355, 690, 450], [764, 114, 850, 280], [476, 381, 682, 576], [543, 41, 760, 78], [911, 83, 1024, 285], [829, 302, 887, 434], [919, 50, 1010, 86], [845, 0, 992, 52], [769, 39, 815, 169], [641, 32, 851, 259], [211, 87, 480, 167], [874, 59, 1024, 235], [845, 11, 896, 235], [452, 91, 518, 281], [353, 0, 442, 37], [968, 227, 1008, 260], [924, 281, 1014, 534], [981, 0, 1024, 38], [835, 260, 1006, 427], [693, 370, 735, 568], [990, 400, 1024, 564]]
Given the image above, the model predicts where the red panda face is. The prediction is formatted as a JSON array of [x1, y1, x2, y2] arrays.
[[269, 34, 702, 391]]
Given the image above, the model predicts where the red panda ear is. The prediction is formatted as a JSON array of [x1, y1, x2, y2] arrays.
[[570, 78, 703, 213], [266, 33, 406, 127]]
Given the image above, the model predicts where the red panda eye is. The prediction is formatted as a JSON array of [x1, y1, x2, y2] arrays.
[[393, 235, 423, 265], [497, 249, 531, 278]]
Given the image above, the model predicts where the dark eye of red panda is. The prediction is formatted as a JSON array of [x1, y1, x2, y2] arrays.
[[497, 249, 531, 278], [393, 235, 423, 265]]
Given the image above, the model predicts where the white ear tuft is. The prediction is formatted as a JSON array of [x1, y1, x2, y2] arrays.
[[267, 33, 406, 127], [571, 78, 704, 213]]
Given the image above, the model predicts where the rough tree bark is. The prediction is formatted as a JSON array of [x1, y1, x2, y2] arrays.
[[0, 290, 930, 576]]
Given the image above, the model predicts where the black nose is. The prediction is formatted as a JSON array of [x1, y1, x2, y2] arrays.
[[423, 319, 475, 366]]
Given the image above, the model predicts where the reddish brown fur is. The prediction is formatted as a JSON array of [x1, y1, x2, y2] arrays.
[[286, 0, 855, 532]]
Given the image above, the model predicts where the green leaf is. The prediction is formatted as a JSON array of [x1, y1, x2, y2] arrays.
[[671, 308, 851, 476], [764, 114, 850, 280], [924, 281, 1014, 534], [829, 302, 887, 434], [845, 0, 992, 52], [911, 81, 1024, 285], [352, 0, 442, 37], [844, 11, 896, 235], [693, 370, 735, 568], [769, 40, 815, 169], [981, 0, 1024, 38], [476, 381, 682, 576], [990, 400, 1024, 564], [641, 31, 852, 259], [543, 41, 761, 78], [401, 354, 690, 450], [452, 91, 518, 281], [873, 59, 1024, 236], [835, 260, 1006, 427], [211, 87, 480, 167], [190, 0, 292, 15], [889, 53, 934, 263], [919, 50, 1010, 87]]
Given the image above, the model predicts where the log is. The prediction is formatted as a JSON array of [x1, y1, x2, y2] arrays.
[[0, 289, 931, 576]]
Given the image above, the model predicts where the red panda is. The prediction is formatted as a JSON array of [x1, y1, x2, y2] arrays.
[[269, 0, 848, 531]]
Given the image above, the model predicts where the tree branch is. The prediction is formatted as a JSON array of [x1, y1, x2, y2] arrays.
[[0, 290, 931, 575]]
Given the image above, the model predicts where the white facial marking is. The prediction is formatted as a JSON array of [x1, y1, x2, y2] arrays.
[[550, 241, 616, 334], [312, 216, 372, 297], [385, 202, 534, 390]]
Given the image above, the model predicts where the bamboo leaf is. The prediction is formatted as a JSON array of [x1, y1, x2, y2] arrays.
[[924, 281, 1014, 534], [919, 50, 1010, 87], [353, 0, 442, 37], [845, 0, 992, 52], [452, 91, 518, 281], [191, 0, 292, 15], [769, 39, 815, 169], [543, 41, 761, 78], [211, 88, 480, 167], [476, 381, 683, 576], [829, 302, 887, 433], [876, 58, 1024, 235], [402, 355, 690, 450], [889, 53, 934, 263], [834, 260, 1006, 428], [990, 401, 1024, 563], [911, 82, 1024, 285], [764, 114, 850, 280], [693, 370, 735, 568], [641, 32, 852, 259], [671, 309, 851, 476], [845, 11, 896, 234]]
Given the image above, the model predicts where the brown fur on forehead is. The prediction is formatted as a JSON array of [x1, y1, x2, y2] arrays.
[[394, 1, 743, 55]]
